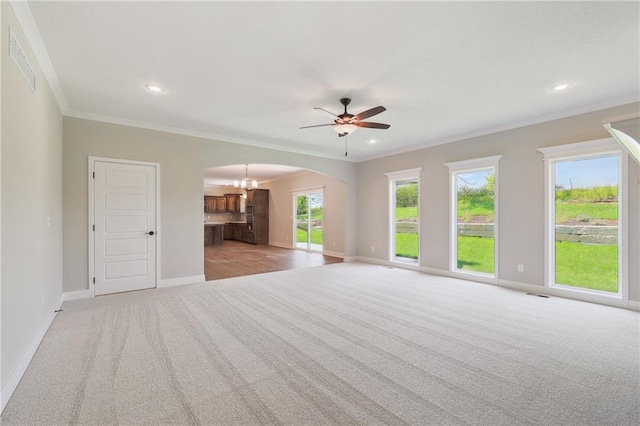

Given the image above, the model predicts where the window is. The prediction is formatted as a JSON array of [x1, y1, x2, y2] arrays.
[[386, 168, 422, 263], [446, 156, 501, 277], [540, 139, 627, 298]]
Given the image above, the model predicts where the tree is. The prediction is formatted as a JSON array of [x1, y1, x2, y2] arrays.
[[396, 183, 418, 207], [296, 195, 308, 216]]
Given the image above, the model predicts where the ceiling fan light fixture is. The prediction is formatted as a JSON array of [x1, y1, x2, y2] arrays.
[[334, 123, 358, 135]]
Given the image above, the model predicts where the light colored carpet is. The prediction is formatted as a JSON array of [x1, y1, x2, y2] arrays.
[[2, 262, 639, 425]]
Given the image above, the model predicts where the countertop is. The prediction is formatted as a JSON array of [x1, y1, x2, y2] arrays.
[[204, 221, 246, 225]]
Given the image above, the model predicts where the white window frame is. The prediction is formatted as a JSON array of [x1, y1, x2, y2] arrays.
[[445, 155, 502, 281], [385, 168, 422, 265], [539, 138, 628, 301]]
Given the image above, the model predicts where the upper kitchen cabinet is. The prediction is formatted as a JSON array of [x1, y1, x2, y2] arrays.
[[204, 196, 227, 213], [204, 196, 215, 212], [225, 193, 244, 213]]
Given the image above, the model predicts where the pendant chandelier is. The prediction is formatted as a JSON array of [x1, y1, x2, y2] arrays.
[[234, 164, 258, 190]]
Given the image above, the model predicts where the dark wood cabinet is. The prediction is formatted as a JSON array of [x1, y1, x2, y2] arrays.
[[223, 223, 249, 242], [214, 196, 226, 212], [225, 194, 241, 213], [204, 224, 223, 246], [246, 189, 269, 244], [204, 196, 227, 213], [204, 196, 216, 213]]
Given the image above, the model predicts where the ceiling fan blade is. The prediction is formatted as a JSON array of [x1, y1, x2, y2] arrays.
[[299, 124, 335, 129], [353, 106, 386, 121], [313, 107, 339, 118], [356, 122, 391, 129]]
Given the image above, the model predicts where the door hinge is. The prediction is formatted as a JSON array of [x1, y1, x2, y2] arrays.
[[92, 224, 95, 231], [93, 277, 95, 284], [92, 172, 95, 179]]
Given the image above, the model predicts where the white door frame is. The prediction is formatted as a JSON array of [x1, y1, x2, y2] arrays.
[[292, 187, 324, 252], [88, 156, 161, 296]]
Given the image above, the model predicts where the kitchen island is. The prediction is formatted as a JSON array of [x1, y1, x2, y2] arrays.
[[204, 223, 224, 246]]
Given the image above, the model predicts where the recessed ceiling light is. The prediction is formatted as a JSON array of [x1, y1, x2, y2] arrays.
[[144, 83, 166, 93], [550, 81, 574, 92]]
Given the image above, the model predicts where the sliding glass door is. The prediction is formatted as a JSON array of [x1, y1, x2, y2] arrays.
[[294, 191, 323, 252]]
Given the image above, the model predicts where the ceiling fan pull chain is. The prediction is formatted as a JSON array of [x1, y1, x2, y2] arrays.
[[345, 135, 348, 157]]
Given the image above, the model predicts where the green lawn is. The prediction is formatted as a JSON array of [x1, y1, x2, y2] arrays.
[[457, 236, 495, 274], [297, 228, 323, 245], [422, 200, 618, 224], [395, 233, 419, 259], [555, 241, 618, 292], [393, 233, 617, 292], [457, 199, 494, 222], [555, 202, 618, 223], [395, 207, 418, 220]]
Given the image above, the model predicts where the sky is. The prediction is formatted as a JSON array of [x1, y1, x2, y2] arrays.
[[556, 155, 618, 189], [457, 170, 492, 189], [457, 155, 618, 190]]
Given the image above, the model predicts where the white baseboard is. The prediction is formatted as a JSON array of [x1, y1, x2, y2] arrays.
[[353, 256, 390, 266], [268, 241, 292, 249], [158, 275, 205, 288], [267, 242, 345, 259], [1, 294, 64, 413], [321, 250, 344, 259], [63, 289, 93, 301], [355, 256, 422, 271], [353, 259, 640, 312], [497, 279, 545, 294]]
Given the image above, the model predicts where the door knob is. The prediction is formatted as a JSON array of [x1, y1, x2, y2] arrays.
[[145, 231, 155, 235]]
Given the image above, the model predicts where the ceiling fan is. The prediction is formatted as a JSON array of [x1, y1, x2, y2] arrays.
[[300, 98, 390, 137]]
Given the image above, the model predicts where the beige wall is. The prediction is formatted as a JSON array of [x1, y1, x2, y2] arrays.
[[261, 171, 347, 256], [357, 102, 640, 302], [63, 117, 358, 292], [1, 2, 63, 388]]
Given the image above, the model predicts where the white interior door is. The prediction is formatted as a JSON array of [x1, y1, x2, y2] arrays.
[[94, 161, 157, 295]]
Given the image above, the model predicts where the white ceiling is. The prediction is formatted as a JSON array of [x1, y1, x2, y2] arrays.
[[203, 164, 306, 187], [24, 1, 640, 161]]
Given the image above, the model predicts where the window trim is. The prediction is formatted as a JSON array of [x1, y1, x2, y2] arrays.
[[385, 168, 422, 264], [445, 155, 502, 279], [539, 138, 628, 300]]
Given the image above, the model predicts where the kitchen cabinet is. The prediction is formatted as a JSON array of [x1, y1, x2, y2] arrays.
[[223, 223, 248, 242], [246, 189, 269, 244], [225, 194, 242, 213], [214, 196, 226, 212], [204, 196, 227, 213], [204, 196, 215, 213], [204, 224, 223, 246]]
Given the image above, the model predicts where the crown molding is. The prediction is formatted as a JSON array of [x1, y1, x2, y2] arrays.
[[65, 109, 357, 163], [356, 95, 640, 163]]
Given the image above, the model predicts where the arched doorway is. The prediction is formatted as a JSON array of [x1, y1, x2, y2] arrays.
[[202, 164, 345, 280]]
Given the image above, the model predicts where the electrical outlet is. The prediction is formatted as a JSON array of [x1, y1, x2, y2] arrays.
[[371, 246, 375, 252], [518, 264, 525, 272], [333, 241, 336, 247], [46, 216, 52, 227]]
